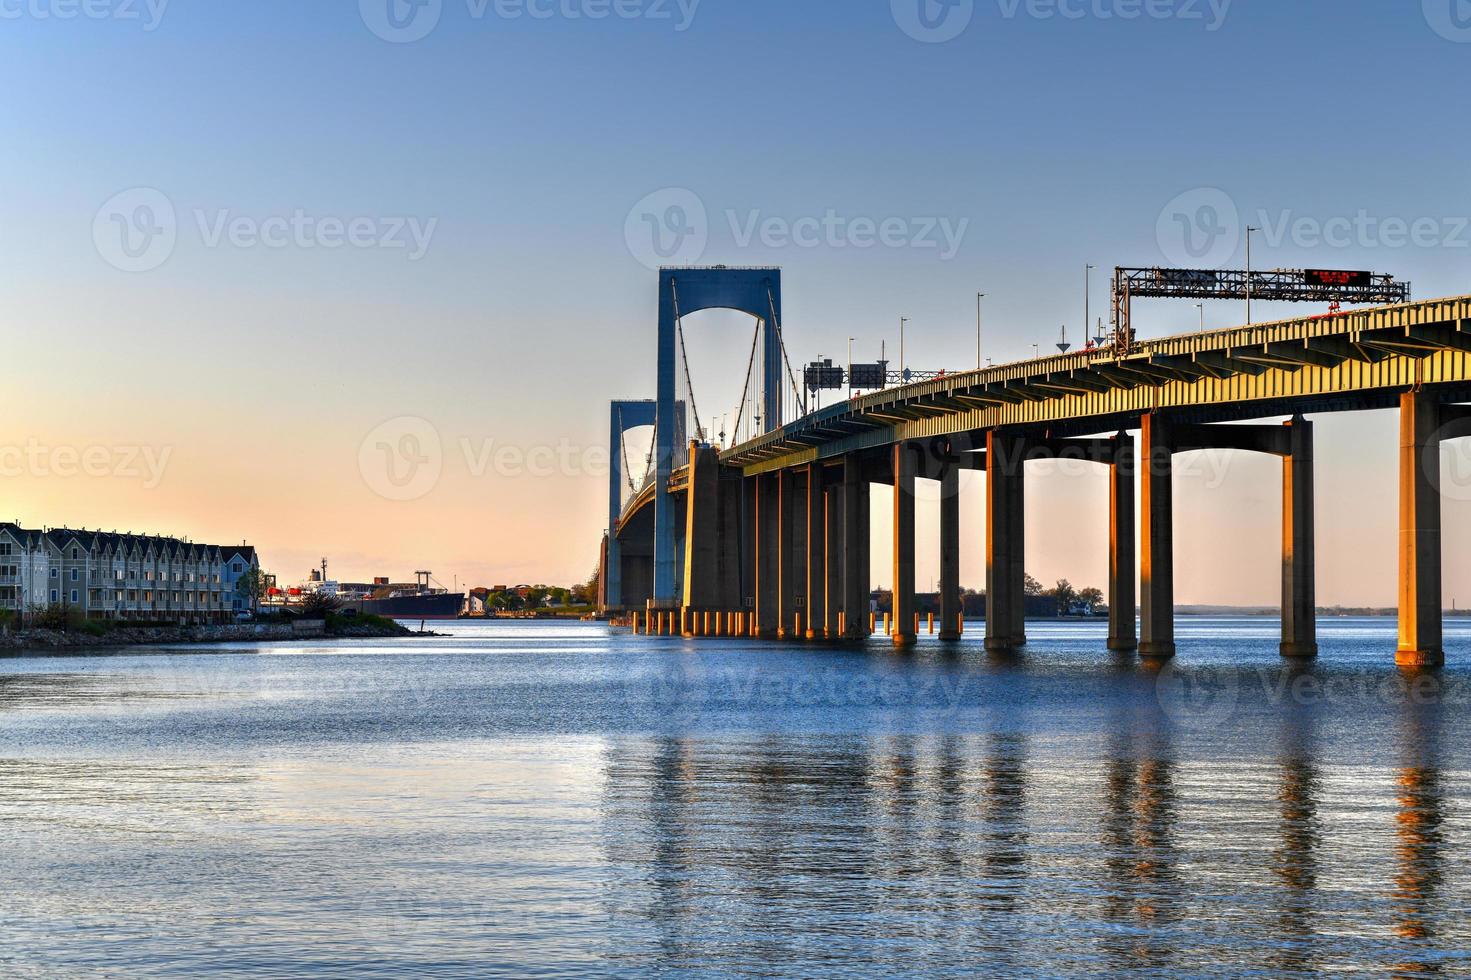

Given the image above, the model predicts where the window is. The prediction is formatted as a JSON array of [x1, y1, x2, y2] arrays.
[[70, 568, 78, 582], [71, 547, 78, 560], [233, 561, 243, 573], [69, 590, 78, 603], [49, 568, 58, 579], [49, 589, 58, 603]]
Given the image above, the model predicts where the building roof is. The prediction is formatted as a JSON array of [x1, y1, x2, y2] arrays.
[[0, 524, 252, 562]]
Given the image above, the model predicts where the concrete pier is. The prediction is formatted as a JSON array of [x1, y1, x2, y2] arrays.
[[1281, 417, 1317, 658], [805, 464, 824, 639], [681, 442, 720, 617], [841, 457, 870, 640], [939, 464, 961, 640], [1139, 413, 1175, 660], [986, 431, 1025, 652], [1398, 391, 1443, 667], [892, 442, 917, 647], [778, 469, 799, 638], [1108, 432, 1138, 652], [824, 480, 843, 637], [755, 473, 779, 637]]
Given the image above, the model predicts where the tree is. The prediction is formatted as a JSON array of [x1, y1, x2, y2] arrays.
[[1024, 574, 1044, 597], [1078, 587, 1104, 615], [300, 591, 341, 618], [1050, 579, 1077, 615], [236, 567, 268, 615], [572, 566, 600, 605]]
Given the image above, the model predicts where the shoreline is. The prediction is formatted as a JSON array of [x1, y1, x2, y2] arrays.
[[0, 619, 436, 655]]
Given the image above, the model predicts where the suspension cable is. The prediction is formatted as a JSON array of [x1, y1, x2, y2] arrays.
[[617, 406, 636, 495], [670, 280, 706, 443], [768, 287, 807, 418], [731, 315, 762, 443]]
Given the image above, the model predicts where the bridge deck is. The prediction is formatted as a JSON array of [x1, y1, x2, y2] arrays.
[[720, 295, 1471, 475]]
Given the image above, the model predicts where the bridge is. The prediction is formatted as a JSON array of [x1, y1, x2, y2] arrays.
[[600, 266, 1471, 667]]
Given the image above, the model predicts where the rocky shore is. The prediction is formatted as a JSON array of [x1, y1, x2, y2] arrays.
[[0, 617, 425, 652]]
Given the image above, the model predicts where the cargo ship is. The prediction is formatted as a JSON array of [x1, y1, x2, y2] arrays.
[[352, 587, 463, 620], [294, 563, 465, 620]]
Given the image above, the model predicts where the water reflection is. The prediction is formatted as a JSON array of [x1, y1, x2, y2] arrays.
[[1392, 683, 1446, 977], [1099, 699, 1179, 974], [1271, 676, 1321, 976]]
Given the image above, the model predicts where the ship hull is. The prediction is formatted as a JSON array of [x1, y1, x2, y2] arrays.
[[347, 593, 463, 620]]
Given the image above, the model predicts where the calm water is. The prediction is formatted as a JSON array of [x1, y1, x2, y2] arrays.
[[2, 618, 1469, 977]]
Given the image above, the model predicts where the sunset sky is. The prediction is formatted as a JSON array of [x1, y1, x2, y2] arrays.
[[4, 1, 1471, 603]]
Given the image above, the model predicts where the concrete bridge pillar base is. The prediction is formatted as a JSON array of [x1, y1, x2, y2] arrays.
[[1396, 649, 1445, 669], [1139, 641, 1177, 661]]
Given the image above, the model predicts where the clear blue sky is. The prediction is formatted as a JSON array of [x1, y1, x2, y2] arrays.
[[3, 1, 1470, 599]]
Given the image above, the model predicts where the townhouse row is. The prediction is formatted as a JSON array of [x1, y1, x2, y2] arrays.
[[0, 524, 259, 623]]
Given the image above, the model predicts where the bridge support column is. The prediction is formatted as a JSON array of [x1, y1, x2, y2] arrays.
[[778, 469, 800, 639], [1108, 432, 1137, 652], [1398, 391, 1443, 667], [842, 456, 870, 639], [824, 480, 843, 638], [755, 474, 780, 637], [717, 466, 743, 613], [681, 443, 720, 626], [740, 475, 757, 622], [806, 464, 824, 639], [986, 431, 1025, 652], [1281, 417, 1317, 658], [892, 442, 917, 647], [1139, 413, 1176, 660], [939, 464, 962, 640]]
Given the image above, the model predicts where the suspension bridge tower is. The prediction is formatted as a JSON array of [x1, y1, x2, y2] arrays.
[[650, 266, 785, 607]]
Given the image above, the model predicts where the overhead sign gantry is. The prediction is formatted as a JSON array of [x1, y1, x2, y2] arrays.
[[1110, 266, 1412, 354]]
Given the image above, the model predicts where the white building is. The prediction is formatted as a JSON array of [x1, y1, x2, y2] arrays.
[[0, 525, 259, 624]]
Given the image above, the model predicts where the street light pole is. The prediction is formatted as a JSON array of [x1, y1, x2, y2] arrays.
[[847, 336, 854, 398], [1246, 225, 1259, 326], [976, 293, 985, 371], [1196, 303, 1204, 333], [1084, 265, 1093, 347], [899, 316, 909, 379]]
